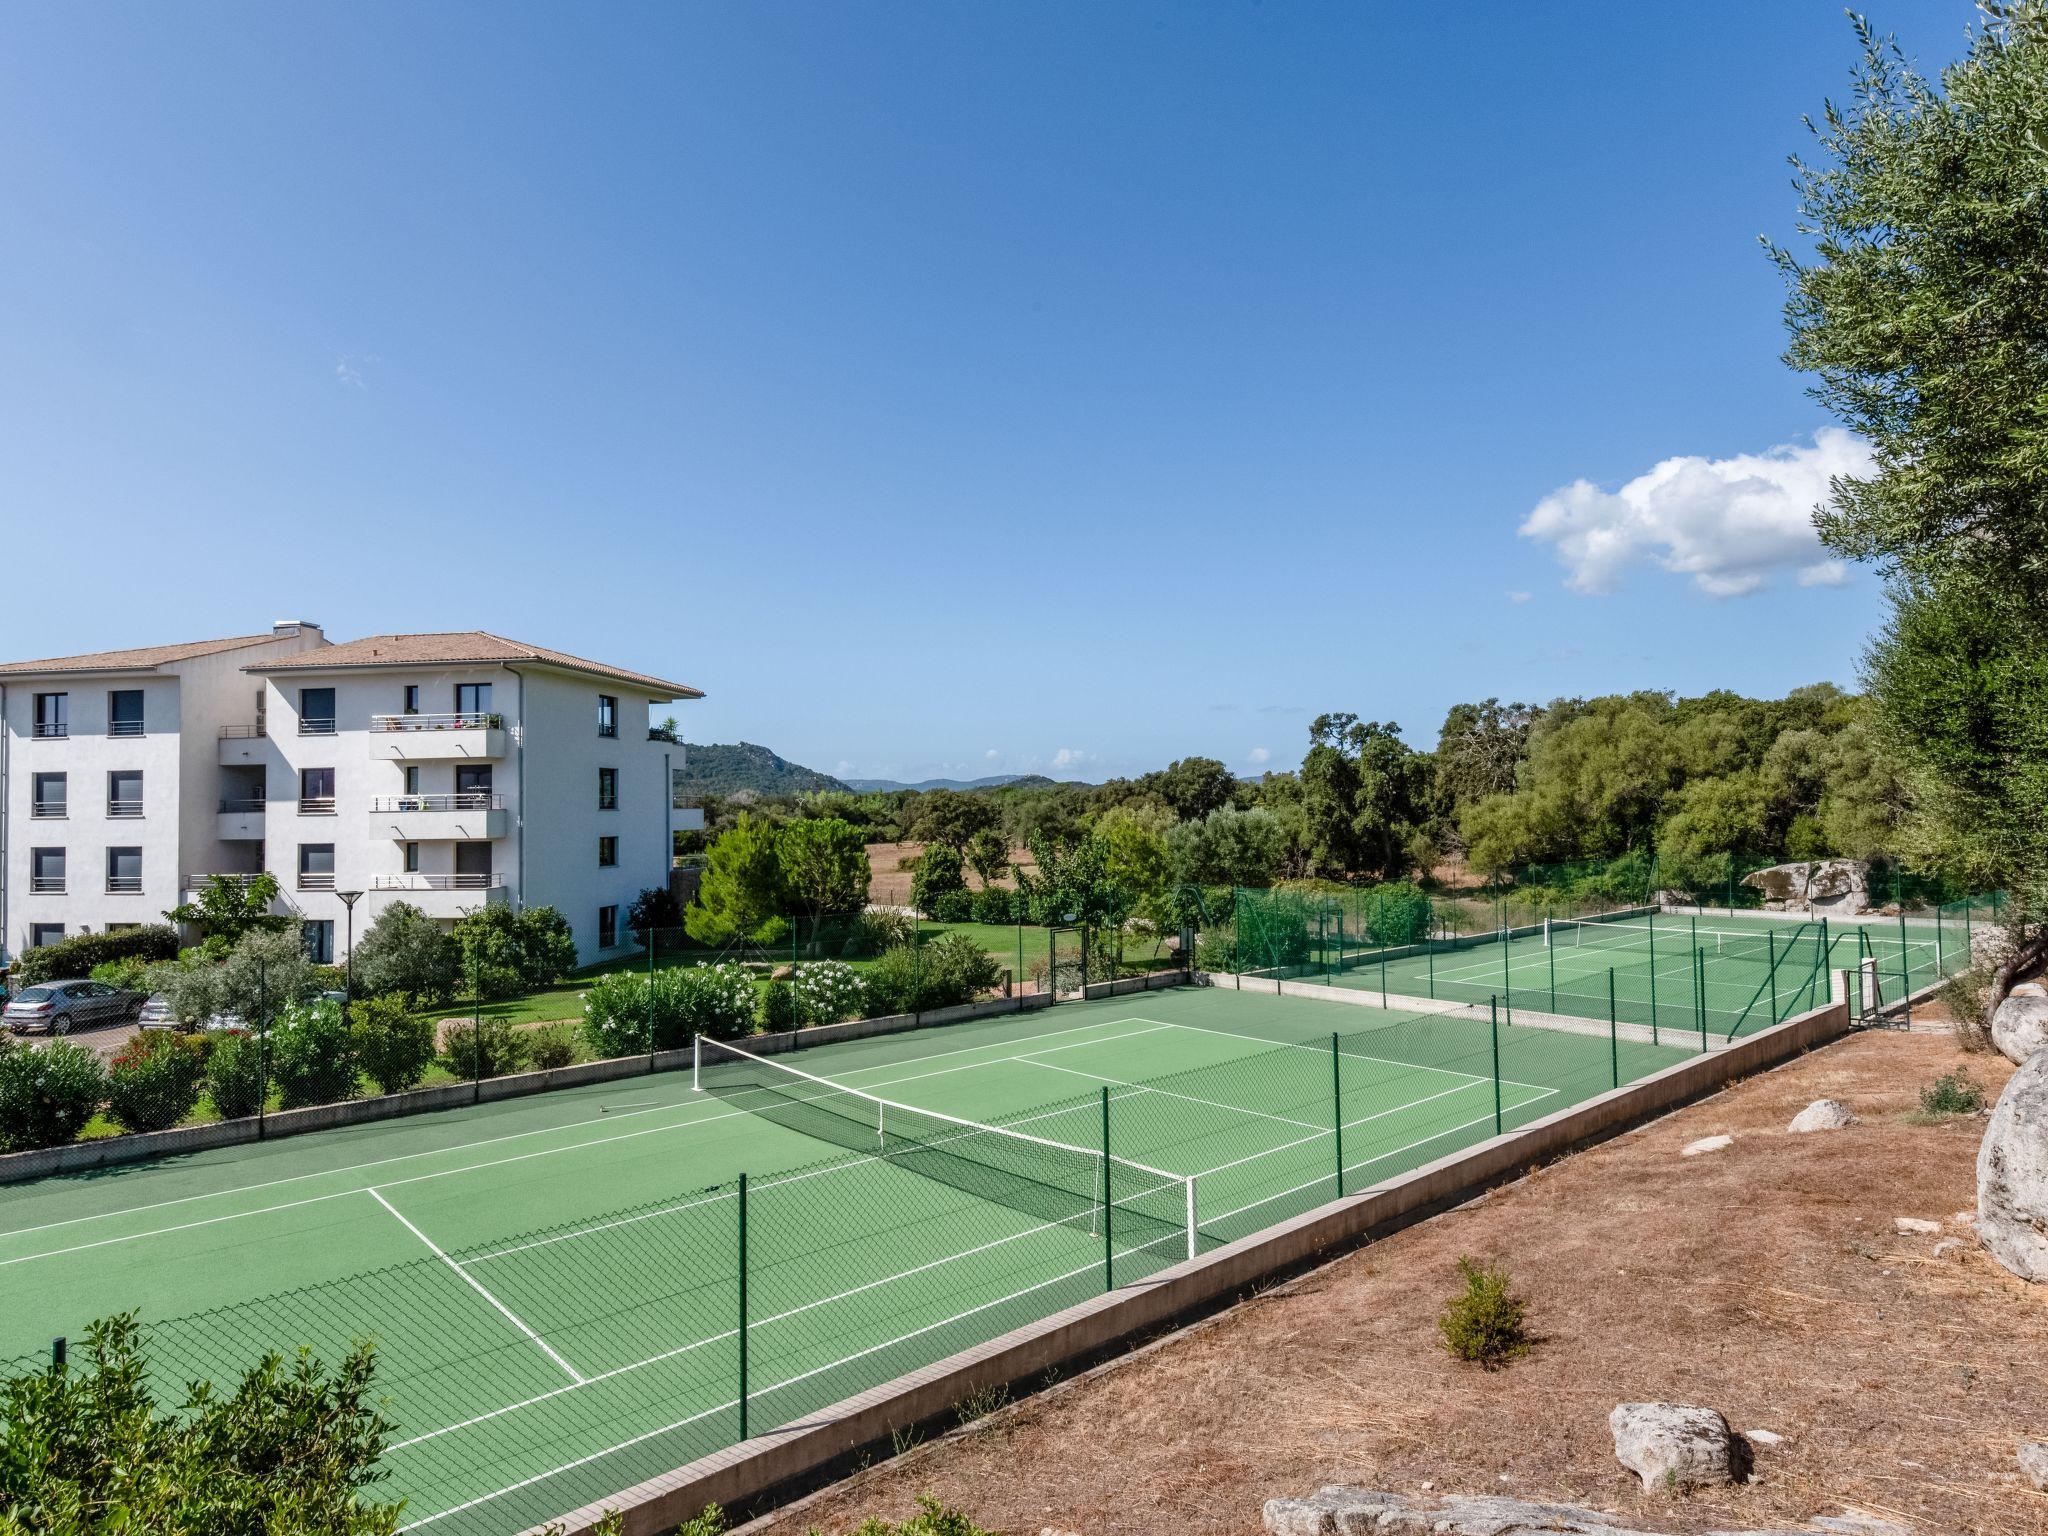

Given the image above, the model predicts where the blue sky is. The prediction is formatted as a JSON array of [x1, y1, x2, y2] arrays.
[[0, 3, 1979, 783]]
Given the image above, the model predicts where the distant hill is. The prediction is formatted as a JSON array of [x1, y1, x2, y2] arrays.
[[842, 773, 1048, 793], [677, 743, 851, 797]]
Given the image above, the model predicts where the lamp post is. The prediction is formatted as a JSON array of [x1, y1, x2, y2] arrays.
[[336, 889, 363, 1013]]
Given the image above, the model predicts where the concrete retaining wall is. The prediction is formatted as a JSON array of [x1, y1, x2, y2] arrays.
[[532, 992, 1853, 1536]]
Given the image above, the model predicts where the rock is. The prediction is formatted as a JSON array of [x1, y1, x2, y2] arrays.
[[1991, 981, 2048, 1065], [770, 964, 796, 982], [1952, 1209, 1977, 1225], [1788, 1099, 1856, 1133], [2017, 1442, 2048, 1491], [1744, 1428, 1785, 1446], [1893, 1216, 1941, 1235], [1932, 1238, 1963, 1258], [1260, 1486, 1895, 1535], [1609, 1402, 1746, 1492], [1977, 1051, 2048, 1282], [1683, 1134, 1734, 1157], [1741, 859, 1871, 915]]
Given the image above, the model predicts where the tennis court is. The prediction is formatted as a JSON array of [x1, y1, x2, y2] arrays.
[[0, 984, 1705, 1533]]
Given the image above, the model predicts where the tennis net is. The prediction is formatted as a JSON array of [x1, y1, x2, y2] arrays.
[[1546, 917, 1805, 963], [694, 1036, 1197, 1262]]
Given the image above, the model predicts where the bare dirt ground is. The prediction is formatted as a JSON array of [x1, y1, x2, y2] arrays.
[[751, 1024, 2047, 1536], [864, 842, 1037, 908]]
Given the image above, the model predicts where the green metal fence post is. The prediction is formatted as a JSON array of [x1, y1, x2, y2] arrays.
[[1331, 1033, 1344, 1197], [1100, 1086, 1114, 1291], [1489, 998, 1502, 1134], [1380, 953, 1388, 1007], [1647, 910, 1658, 1040], [736, 1171, 749, 1440], [1548, 926, 1556, 1011], [1608, 968, 1619, 1087], [1767, 931, 1779, 1022], [1428, 933, 1436, 999], [1696, 947, 1707, 1052], [1936, 902, 1944, 974]]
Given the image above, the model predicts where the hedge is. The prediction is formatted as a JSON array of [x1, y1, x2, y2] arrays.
[[12, 926, 180, 987]]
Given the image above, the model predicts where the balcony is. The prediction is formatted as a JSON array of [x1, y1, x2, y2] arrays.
[[31, 801, 66, 820], [370, 873, 509, 916], [297, 797, 337, 816], [107, 720, 145, 739], [368, 713, 506, 762], [105, 876, 142, 894], [30, 876, 65, 894], [218, 725, 267, 767], [182, 873, 269, 900], [299, 718, 337, 737], [298, 871, 336, 892], [673, 806, 706, 833], [107, 799, 144, 820], [218, 797, 267, 840], [368, 792, 508, 841], [32, 723, 67, 740]]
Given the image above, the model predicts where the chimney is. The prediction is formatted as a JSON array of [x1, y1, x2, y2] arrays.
[[273, 619, 323, 639]]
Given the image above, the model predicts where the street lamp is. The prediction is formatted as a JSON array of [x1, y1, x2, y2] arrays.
[[336, 889, 363, 1013]]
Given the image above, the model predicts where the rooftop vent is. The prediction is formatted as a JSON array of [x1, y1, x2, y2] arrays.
[[273, 619, 322, 637]]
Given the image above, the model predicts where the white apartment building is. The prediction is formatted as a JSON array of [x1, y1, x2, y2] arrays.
[[0, 624, 703, 969]]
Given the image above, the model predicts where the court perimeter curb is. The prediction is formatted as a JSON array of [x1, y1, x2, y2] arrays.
[[522, 993, 1852, 1536]]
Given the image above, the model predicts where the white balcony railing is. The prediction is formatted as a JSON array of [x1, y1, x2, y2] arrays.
[[370, 712, 503, 732], [298, 718, 337, 736], [30, 876, 65, 893], [32, 724, 67, 740], [106, 876, 142, 894], [107, 720, 146, 738], [369, 793, 503, 813], [298, 871, 336, 891], [219, 797, 268, 814], [219, 724, 265, 739], [298, 797, 337, 815], [31, 802, 66, 819], [107, 800, 144, 819], [371, 873, 505, 891], [184, 873, 268, 889]]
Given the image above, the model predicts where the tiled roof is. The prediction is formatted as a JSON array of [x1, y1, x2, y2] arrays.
[[0, 633, 286, 677], [248, 631, 702, 699]]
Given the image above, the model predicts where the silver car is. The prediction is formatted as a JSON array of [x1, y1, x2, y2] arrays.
[[4, 979, 147, 1035]]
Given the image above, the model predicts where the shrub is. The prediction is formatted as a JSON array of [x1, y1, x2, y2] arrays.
[[970, 886, 1018, 925], [754, 914, 792, 948], [843, 1494, 993, 1536], [909, 843, 968, 918], [0, 1039, 108, 1151], [527, 1021, 581, 1071], [582, 971, 655, 1057], [930, 888, 975, 923], [349, 995, 437, 1096], [89, 955, 154, 993], [350, 903, 462, 1006], [204, 1031, 268, 1120], [12, 925, 179, 987], [0, 1313, 401, 1533], [105, 1030, 207, 1134], [855, 910, 916, 956], [792, 961, 867, 1026], [1920, 1069, 1987, 1116], [762, 979, 798, 1031], [268, 999, 359, 1109], [440, 1017, 530, 1080], [863, 934, 1002, 1015], [1938, 964, 1993, 1050], [673, 963, 758, 1040], [1193, 925, 1238, 972], [1359, 881, 1433, 946], [627, 885, 685, 937], [455, 905, 578, 999], [215, 928, 317, 1025], [1437, 1256, 1529, 1368]]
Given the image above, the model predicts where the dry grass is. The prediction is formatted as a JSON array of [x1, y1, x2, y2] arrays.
[[748, 1027, 2048, 1536], [863, 842, 1036, 907]]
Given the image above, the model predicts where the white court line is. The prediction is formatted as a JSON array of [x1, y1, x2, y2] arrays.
[[1192, 1076, 1495, 1181], [0, 1019, 1180, 1269], [0, 1013, 1165, 1250], [1123, 1016, 1556, 1097], [1016, 1057, 1326, 1134], [367, 1189, 585, 1385]]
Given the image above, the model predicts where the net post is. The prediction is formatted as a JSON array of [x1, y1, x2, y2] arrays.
[[692, 1032, 701, 1092], [1099, 1086, 1113, 1291], [1185, 1176, 1198, 1263], [1331, 1032, 1344, 1199], [736, 1171, 749, 1441], [1489, 997, 1502, 1135], [1608, 968, 1619, 1088]]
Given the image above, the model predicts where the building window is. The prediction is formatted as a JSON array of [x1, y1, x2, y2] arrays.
[[455, 842, 492, 886], [299, 687, 336, 735], [31, 847, 66, 894], [107, 770, 143, 818], [300, 767, 336, 813], [598, 767, 618, 810], [32, 693, 67, 739], [456, 682, 491, 722], [598, 904, 618, 949], [403, 684, 421, 716], [403, 765, 422, 796], [298, 843, 335, 891], [107, 690, 145, 737], [598, 835, 618, 868], [302, 920, 335, 965], [29, 923, 64, 949], [597, 695, 617, 738], [106, 847, 142, 893], [31, 773, 66, 818], [404, 841, 420, 873]]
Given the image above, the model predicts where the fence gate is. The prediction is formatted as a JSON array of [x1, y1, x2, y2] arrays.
[[1049, 925, 1089, 1002]]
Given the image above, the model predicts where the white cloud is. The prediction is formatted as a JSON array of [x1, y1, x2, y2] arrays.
[[1519, 428, 1872, 598], [984, 748, 1000, 760], [334, 353, 376, 389], [1507, 590, 1532, 604], [1247, 746, 1272, 765], [1050, 747, 1090, 772]]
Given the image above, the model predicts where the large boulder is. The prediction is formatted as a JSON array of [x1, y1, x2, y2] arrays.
[[1261, 1487, 1907, 1535], [1609, 1402, 1746, 1492], [1991, 982, 2048, 1065], [1976, 1050, 2048, 1282], [1789, 1099, 1856, 1133], [1740, 860, 1871, 915]]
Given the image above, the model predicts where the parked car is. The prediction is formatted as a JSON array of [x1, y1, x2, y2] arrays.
[[137, 995, 247, 1032], [4, 979, 146, 1035]]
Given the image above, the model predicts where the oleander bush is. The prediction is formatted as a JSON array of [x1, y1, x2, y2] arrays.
[[105, 1030, 208, 1134], [267, 999, 359, 1110], [349, 994, 438, 1095], [0, 1037, 108, 1151], [203, 1031, 268, 1120], [792, 960, 867, 1026]]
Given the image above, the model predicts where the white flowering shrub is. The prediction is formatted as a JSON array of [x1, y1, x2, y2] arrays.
[[674, 962, 759, 1041], [792, 961, 867, 1027]]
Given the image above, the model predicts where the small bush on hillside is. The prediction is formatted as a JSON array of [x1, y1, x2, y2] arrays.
[[1437, 1256, 1529, 1369], [842, 1494, 994, 1536], [970, 886, 1019, 925], [792, 961, 867, 1026], [268, 999, 359, 1110], [0, 1039, 108, 1151], [930, 888, 975, 923], [526, 1021, 580, 1071], [855, 910, 916, 956], [1937, 964, 1993, 1051], [105, 1030, 208, 1134], [1920, 1069, 1987, 1116], [440, 1017, 530, 1080], [203, 1032, 267, 1120], [350, 995, 437, 1095]]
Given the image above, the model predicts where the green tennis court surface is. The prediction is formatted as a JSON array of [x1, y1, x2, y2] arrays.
[[1291, 910, 1971, 1038], [0, 985, 1707, 1533]]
